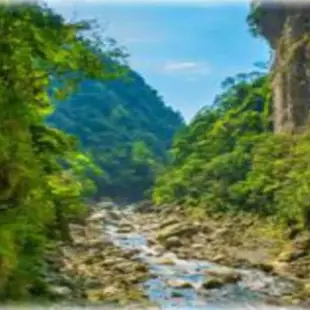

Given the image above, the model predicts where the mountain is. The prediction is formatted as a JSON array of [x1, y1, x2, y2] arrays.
[[47, 67, 185, 203], [153, 71, 272, 212]]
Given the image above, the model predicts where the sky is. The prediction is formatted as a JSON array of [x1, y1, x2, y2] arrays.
[[47, 0, 271, 122]]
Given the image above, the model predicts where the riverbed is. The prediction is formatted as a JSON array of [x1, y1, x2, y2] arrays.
[[102, 207, 305, 310]]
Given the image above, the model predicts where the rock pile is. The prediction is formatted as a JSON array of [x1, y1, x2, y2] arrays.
[[43, 204, 151, 305]]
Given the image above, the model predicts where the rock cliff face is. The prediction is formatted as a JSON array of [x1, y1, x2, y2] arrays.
[[254, 1, 310, 133]]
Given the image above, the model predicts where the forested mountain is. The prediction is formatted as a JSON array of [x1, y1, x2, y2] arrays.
[[48, 67, 184, 203]]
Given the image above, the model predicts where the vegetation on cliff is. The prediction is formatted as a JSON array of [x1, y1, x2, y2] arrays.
[[0, 2, 125, 299], [153, 67, 310, 231]]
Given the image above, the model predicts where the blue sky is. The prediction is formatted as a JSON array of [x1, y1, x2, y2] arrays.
[[48, 1, 271, 122]]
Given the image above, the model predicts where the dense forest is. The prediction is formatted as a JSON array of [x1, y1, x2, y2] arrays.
[[0, 1, 128, 299], [48, 67, 184, 203]]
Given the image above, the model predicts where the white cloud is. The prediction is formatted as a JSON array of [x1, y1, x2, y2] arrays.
[[162, 60, 211, 76]]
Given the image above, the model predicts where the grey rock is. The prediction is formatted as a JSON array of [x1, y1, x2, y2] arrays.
[[47, 285, 72, 298], [163, 236, 182, 249]]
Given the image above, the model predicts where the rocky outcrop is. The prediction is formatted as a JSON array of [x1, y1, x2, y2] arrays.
[[253, 1, 310, 133]]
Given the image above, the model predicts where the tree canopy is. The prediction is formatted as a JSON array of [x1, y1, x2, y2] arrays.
[[48, 64, 184, 203], [153, 67, 310, 231], [0, 1, 125, 299]]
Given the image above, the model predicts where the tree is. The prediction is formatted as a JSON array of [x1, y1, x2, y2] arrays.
[[0, 1, 125, 299]]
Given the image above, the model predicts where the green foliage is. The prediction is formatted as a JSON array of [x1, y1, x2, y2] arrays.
[[236, 132, 310, 228], [154, 67, 310, 231], [0, 1, 124, 299], [48, 67, 184, 203], [246, 2, 267, 37], [153, 72, 271, 206]]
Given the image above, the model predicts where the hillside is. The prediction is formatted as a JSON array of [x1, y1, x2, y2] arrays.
[[48, 67, 184, 203], [153, 71, 274, 213], [153, 69, 310, 232]]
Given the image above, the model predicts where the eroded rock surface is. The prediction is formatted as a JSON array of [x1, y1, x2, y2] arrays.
[[253, 1, 310, 133]]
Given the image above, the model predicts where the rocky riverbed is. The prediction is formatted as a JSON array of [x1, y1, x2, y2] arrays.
[[42, 201, 310, 309], [131, 202, 310, 307], [43, 204, 151, 307]]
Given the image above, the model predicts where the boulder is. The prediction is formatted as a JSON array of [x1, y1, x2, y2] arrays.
[[252, 262, 274, 273], [270, 261, 290, 277], [157, 223, 198, 241], [163, 236, 182, 249], [103, 285, 122, 297], [159, 217, 180, 229], [47, 285, 72, 298], [205, 268, 241, 284], [166, 279, 193, 289], [212, 254, 225, 263], [135, 263, 148, 273], [171, 291, 183, 298], [118, 226, 134, 234], [191, 243, 204, 250], [157, 256, 176, 265], [202, 278, 225, 289]]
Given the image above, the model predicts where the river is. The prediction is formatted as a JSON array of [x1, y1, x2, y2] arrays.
[[102, 207, 305, 310]]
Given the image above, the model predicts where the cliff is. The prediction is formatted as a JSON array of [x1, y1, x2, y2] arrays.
[[251, 1, 310, 133]]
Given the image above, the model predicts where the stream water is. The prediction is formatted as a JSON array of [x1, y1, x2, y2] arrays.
[[103, 209, 304, 310]]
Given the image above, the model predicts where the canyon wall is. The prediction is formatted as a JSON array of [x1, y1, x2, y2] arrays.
[[254, 1, 310, 133]]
